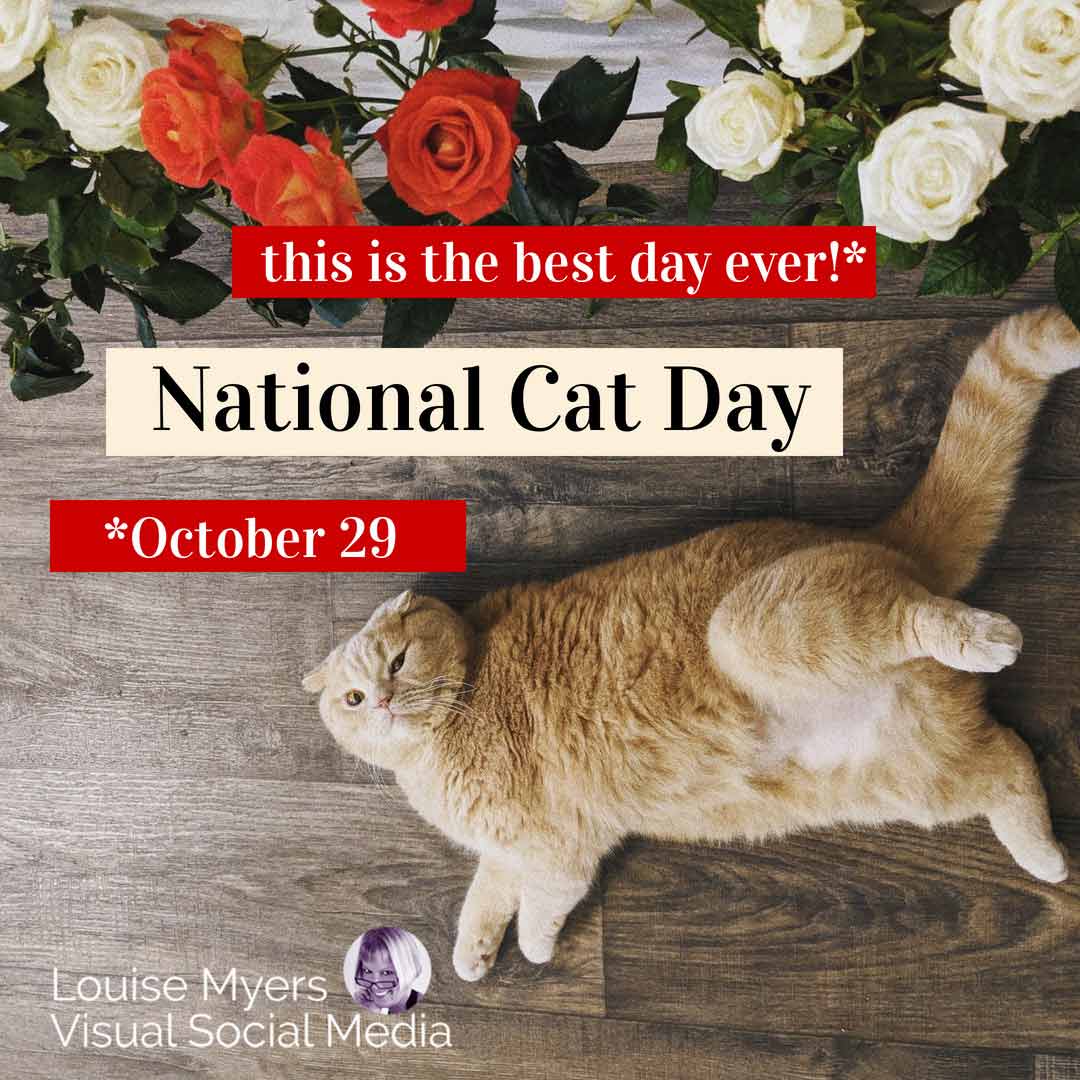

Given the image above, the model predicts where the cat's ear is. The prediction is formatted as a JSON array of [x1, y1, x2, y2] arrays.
[[302, 656, 330, 693], [387, 589, 416, 616]]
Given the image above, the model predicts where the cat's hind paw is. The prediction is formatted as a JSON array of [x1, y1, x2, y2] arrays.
[[516, 932, 556, 966], [453, 937, 499, 982], [924, 603, 1023, 673]]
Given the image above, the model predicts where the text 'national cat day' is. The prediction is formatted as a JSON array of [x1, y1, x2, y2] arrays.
[[104, 347, 843, 458], [230, 226, 877, 300]]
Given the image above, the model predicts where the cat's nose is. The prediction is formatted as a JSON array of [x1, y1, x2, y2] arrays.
[[377, 696, 392, 710]]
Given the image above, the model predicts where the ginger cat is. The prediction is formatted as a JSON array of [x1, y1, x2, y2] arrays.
[[304, 307, 1077, 982]]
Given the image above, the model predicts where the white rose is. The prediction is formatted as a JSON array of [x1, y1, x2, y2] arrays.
[[943, 0, 1080, 122], [44, 16, 166, 152], [563, 0, 636, 28], [858, 103, 1007, 243], [758, 0, 866, 79], [0, 0, 52, 92], [684, 71, 805, 181]]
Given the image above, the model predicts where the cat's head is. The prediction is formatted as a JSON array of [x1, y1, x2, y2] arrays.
[[303, 590, 470, 769]]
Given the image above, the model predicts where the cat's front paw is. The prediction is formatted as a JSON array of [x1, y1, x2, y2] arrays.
[[1016, 839, 1069, 884], [516, 931, 555, 966], [453, 936, 499, 982]]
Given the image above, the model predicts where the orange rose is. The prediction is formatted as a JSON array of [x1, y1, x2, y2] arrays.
[[361, 0, 474, 37], [141, 50, 264, 188], [226, 128, 363, 226], [375, 68, 520, 224], [165, 19, 247, 83]]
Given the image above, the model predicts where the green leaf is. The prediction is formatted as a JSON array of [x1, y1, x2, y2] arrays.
[[861, 72, 938, 106], [11, 367, 93, 401], [802, 109, 861, 151], [47, 196, 113, 278], [876, 233, 927, 271], [539, 57, 640, 152], [837, 154, 863, 226], [97, 150, 177, 231], [723, 56, 759, 77], [439, 0, 497, 56], [128, 293, 157, 347], [0, 251, 42, 303], [812, 204, 846, 226], [1055, 232, 1080, 332], [242, 298, 314, 328], [103, 228, 156, 279], [243, 37, 286, 96], [665, 80, 701, 100], [991, 113, 1080, 222], [285, 63, 368, 125], [0, 78, 58, 134], [670, 0, 759, 46], [0, 159, 89, 214], [778, 203, 820, 226], [863, 6, 947, 67], [525, 144, 600, 225], [656, 96, 694, 174], [71, 266, 107, 313], [918, 207, 1031, 297], [0, 150, 26, 181], [687, 157, 719, 225], [30, 319, 84, 371], [160, 217, 203, 259], [8, 317, 92, 400], [312, 298, 369, 328], [134, 261, 231, 323], [507, 170, 542, 225], [365, 182, 438, 225], [382, 298, 456, 348], [509, 87, 545, 145], [751, 151, 800, 205], [445, 52, 512, 78], [606, 182, 660, 217], [271, 299, 312, 327]]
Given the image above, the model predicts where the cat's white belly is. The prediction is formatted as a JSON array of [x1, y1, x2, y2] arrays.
[[757, 681, 900, 772]]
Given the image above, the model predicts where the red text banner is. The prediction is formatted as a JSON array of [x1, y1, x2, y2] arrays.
[[50, 500, 466, 573], [231, 225, 876, 300]]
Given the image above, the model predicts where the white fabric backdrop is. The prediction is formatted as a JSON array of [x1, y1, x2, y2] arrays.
[[60, 1, 734, 112]]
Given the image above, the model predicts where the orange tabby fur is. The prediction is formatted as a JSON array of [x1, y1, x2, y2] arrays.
[[305, 306, 1078, 981]]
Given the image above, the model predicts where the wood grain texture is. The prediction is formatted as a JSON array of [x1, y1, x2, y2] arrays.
[[1038, 1057, 1080, 1080], [2, 142, 1077, 1077], [602, 820, 1080, 1050], [0, 978, 1032, 1080], [0, 566, 330, 706], [0, 770, 603, 1018]]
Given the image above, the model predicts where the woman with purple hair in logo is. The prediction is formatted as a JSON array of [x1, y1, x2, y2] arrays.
[[345, 927, 431, 1014]]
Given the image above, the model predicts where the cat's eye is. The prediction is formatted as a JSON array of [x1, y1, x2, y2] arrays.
[[345, 690, 365, 707], [389, 649, 406, 674]]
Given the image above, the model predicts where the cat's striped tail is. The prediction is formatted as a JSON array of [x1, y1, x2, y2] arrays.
[[875, 306, 1080, 598]]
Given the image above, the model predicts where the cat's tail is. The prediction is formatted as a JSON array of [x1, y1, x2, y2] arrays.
[[875, 306, 1080, 598]]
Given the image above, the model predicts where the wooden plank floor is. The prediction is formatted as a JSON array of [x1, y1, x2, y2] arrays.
[[2, 162, 1079, 1078]]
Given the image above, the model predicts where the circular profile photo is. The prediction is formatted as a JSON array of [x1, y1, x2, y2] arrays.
[[344, 927, 432, 1014]]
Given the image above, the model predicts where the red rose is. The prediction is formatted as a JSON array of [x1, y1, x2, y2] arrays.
[[227, 127, 364, 226], [375, 68, 520, 224], [141, 50, 264, 188], [165, 19, 247, 83], [362, 0, 474, 37]]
